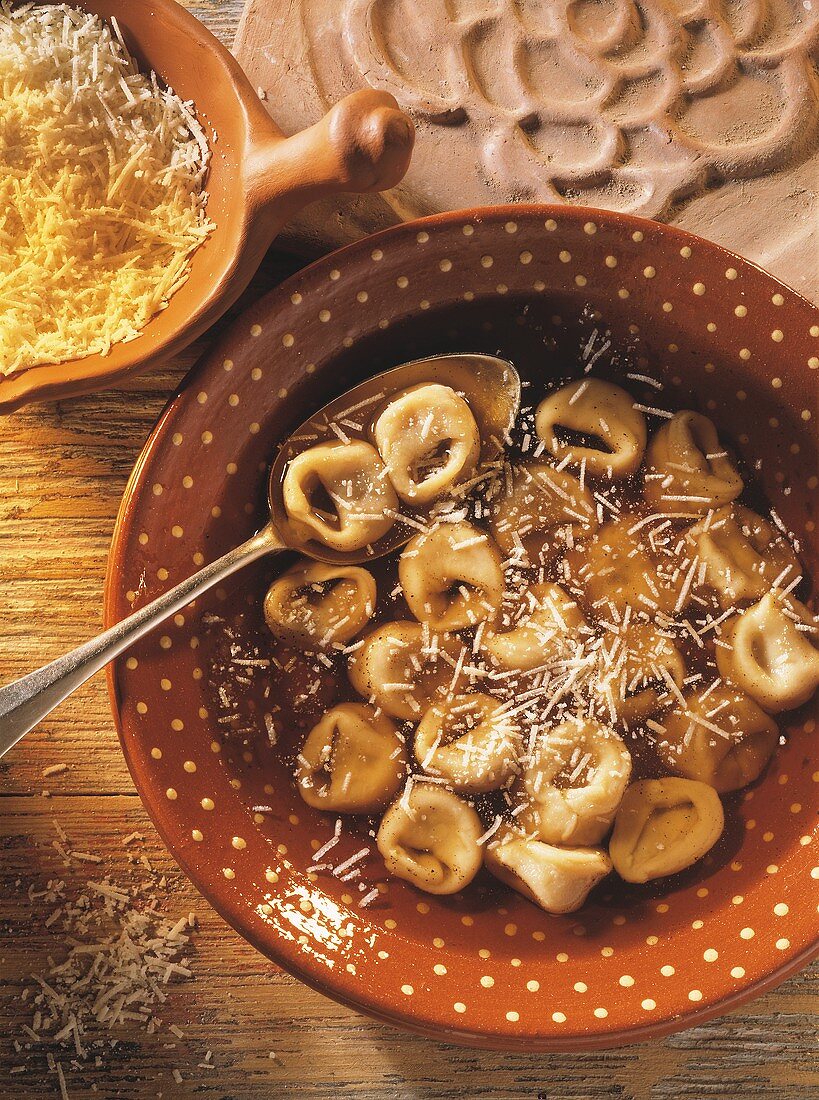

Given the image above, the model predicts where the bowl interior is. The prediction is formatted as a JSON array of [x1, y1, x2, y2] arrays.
[[0, 0, 266, 409], [106, 207, 818, 1049]]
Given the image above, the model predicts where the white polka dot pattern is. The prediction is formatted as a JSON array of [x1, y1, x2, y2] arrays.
[[106, 208, 819, 1048]]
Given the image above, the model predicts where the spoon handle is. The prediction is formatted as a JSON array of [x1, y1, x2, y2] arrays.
[[0, 525, 285, 760]]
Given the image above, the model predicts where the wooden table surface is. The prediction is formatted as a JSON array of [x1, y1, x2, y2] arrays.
[[1, 3, 816, 1096]]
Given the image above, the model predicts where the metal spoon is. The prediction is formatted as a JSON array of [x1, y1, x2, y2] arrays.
[[0, 353, 520, 757]]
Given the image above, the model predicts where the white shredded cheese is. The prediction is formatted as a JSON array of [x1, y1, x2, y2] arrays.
[[0, 3, 215, 374]]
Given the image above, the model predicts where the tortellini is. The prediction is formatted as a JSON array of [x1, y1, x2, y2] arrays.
[[373, 383, 480, 504], [282, 439, 398, 551], [399, 521, 504, 631], [598, 621, 686, 725], [644, 411, 743, 514], [485, 826, 612, 914], [263, 560, 376, 646], [657, 685, 778, 793], [414, 693, 520, 793], [376, 785, 483, 895], [687, 504, 802, 608], [489, 462, 598, 562], [481, 582, 589, 672], [565, 514, 686, 616], [535, 379, 647, 479], [270, 372, 817, 919], [296, 704, 406, 813], [515, 718, 632, 845], [716, 593, 819, 713], [347, 621, 465, 719], [609, 778, 724, 883]]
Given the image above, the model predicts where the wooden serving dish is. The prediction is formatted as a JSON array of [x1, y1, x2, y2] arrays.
[[105, 206, 818, 1050], [0, 0, 412, 413]]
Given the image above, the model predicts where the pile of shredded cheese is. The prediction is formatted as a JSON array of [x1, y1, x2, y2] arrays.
[[0, 2, 214, 375], [12, 820, 202, 1089]]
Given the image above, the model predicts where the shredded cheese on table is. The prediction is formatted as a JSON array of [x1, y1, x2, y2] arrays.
[[0, 2, 215, 375]]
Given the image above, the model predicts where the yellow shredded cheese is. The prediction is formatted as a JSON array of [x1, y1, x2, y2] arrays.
[[0, 3, 215, 375]]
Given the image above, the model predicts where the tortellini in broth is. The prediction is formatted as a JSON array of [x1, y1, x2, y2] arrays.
[[348, 621, 466, 719], [609, 778, 724, 883], [687, 504, 802, 608], [414, 693, 521, 793], [296, 703, 407, 813], [657, 685, 778, 793], [565, 514, 687, 617], [480, 582, 590, 672], [282, 440, 397, 551], [535, 379, 647, 479], [515, 718, 632, 846], [485, 826, 612, 914], [489, 462, 598, 563], [597, 621, 686, 726], [399, 521, 504, 632], [716, 593, 819, 713], [377, 785, 483, 895], [265, 372, 816, 916], [644, 411, 743, 514], [373, 383, 480, 504], [263, 561, 376, 646]]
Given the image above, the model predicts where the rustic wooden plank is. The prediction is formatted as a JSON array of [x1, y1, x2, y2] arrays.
[[0, 2, 815, 1097]]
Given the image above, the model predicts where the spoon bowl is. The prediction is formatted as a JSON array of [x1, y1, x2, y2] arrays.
[[0, 0, 414, 412], [267, 352, 521, 563]]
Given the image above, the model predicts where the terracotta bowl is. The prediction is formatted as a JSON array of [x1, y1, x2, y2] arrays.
[[105, 206, 819, 1050], [0, 0, 412, 412]]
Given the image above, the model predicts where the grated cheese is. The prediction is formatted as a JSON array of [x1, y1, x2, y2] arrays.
[[0, 3, 214, 374]]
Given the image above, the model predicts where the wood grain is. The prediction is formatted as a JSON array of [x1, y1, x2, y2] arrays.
[[0, 3, 816, 1096]]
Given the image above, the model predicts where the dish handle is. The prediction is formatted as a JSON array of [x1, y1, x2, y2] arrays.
[[244, 89, 415, 228]]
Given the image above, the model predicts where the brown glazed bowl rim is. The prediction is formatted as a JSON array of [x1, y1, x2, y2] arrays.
[[105, 204, 819, 1050]]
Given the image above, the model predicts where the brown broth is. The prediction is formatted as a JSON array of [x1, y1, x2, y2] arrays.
[[199, 312, 806, 890]]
